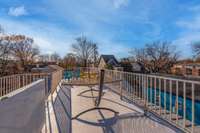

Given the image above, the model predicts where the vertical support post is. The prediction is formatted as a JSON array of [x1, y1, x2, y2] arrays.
[[183, 82, 186, 128], [170, 80, 172, 120], [0, 78, 2, 97], [154, 77, 157, 107], [191, 83, 195, 133], [131, 73, 133, 102], [146, 76, 149, 107], [164, 79, 166, 116], [96, 69, 105, 107], [139, 74, 140, 99], [120, 72, 123, 100], [159, 78, 161, 115], [141, 74, 144, 101], [176, 81, 179, 124], [150, 77, 152, 109]]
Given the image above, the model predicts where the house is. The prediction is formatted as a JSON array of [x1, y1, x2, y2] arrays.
[[120, 58, 144, 72], [98, 55, 122, 70], [171, 63, 200, 77]]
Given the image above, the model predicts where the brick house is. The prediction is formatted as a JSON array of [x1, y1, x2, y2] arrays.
[[171, 63, 200, 77]]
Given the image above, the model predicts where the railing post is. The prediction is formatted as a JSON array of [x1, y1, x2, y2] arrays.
[[146, 76, 149, 108], [176, 81, 179, 124], [191, 83, 195, 133], [96, 69, 105, 107], [164, 79, 167, 116], [154, 77, 157, 107], [169, 80, 172, 120], [120, 72, 123, 100], [159, 78, 161, 115], [183, 82, 186, 128]]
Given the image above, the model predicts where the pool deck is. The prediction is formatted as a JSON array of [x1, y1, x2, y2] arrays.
[[43, 83, 185, 133]]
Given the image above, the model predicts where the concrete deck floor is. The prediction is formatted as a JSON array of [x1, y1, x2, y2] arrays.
[[43, 84, 183, 133], [71, 85, 182, 133]]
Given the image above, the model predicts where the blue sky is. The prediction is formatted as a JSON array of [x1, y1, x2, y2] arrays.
[[0, 0, 200, 58]]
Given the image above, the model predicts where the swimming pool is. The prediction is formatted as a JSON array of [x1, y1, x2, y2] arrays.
[[147, 88, 200, 125], [64, 70, 80, 79]]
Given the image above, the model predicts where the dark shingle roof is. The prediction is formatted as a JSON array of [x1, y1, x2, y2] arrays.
[[100, 55, 120, 66]]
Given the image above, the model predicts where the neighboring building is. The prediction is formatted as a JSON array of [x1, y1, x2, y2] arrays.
[[31, 65, 64, 73], [171, 63, 200, 77], [120, 58, 144, 72], [131, 62, 143, 72], [98, 55, 122, 70]]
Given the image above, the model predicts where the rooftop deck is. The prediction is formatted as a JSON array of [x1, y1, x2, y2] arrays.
[[1, 67, 200, 133], [45, 83, 182, 133]]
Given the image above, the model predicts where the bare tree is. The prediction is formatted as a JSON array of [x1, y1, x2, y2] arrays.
[[72, 36, 98, 67], [192, 42, 200, 59], [92, 43, 99, 67], [61, 53, 77, 69], [51, 52, 61, 63], [0, 37, 12, 76], [11, 35, 39, 72], [131, 41, 179, 73]]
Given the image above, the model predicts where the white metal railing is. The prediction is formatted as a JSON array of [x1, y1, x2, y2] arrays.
[[103, 69, 200, 133], [0, 73, 51, 97], [51, 67, 200, 132]]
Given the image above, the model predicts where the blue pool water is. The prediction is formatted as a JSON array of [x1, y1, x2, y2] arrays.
[[64, 70, 80, 80], [147, 88, 200, 125]]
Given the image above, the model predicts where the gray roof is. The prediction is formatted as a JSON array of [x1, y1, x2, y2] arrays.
[[100, 55, 120, 66]]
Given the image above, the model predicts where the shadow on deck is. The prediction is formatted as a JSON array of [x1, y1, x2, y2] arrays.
[[45, 85, 72, 133], [44, 83, 184, 133]]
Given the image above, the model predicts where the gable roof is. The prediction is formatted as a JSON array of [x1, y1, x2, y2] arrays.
[[99, 55, 120, 67]]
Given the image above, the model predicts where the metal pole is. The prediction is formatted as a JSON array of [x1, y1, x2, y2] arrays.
[[176, 81, 179, 124], [96, 69, 105, 107], [183, 82, 186, 128], [191, 83, 195, 133], [120, 72, 122, 100], [164, 79, 166, 116], [154, 77, 157, 108], [170, 80, 172, 120], [159, 78, 161, 115]]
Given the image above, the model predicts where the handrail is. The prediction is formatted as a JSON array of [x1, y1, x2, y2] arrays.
[[64, 67, 200, 132]]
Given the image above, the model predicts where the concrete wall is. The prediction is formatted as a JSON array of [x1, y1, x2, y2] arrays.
[[0, 79, 46, 133]]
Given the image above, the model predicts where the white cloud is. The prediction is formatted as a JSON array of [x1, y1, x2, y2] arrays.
[[173, 32, 200, 58], [0, 18, 74, 57], [174, 5, 200, 58], [176, 15, 200, 31], [112, 0, 129, 9], [188, 4, 200, 12], [8, 6, 28, 17]]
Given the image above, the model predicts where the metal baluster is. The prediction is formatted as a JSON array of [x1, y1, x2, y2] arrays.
[[0, 78, 2, 96], [138, 74, 140, 100], [191, 83, 195, 133], [9, 76, 11, 93], [170, 80, 172, 120], [146, 76, 149, 108], [183, 82, 186, 128], [164, 79, 167, 116], [154, 77, 157, 109], [144, 75, 146, 105], [141, 74, 144, 101], [176, 81, 179, 124], [120, 72, 122, 100], [131, 73, 133, 101], [159, 78, 161, 115], [150, 77, 152, 109]]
